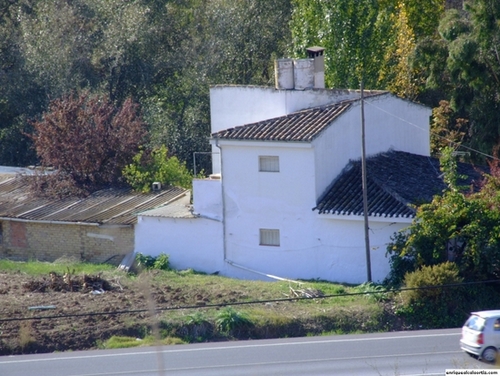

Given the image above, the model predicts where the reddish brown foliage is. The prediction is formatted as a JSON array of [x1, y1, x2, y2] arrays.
[[28, 92, 148, 197]]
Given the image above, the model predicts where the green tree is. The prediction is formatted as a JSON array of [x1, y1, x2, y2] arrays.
[[403, 0, 445, 39], [206, 0, 292, 85], [17, 0, 99, 98], [85, 0, 176, 102], [380, 2, 418, 98], [430, 100, 467, 156], [291, 0, 386, 89], [122, 145, 193, 192], [379, 0, 446, 98], [145, 0, 292, 174], [144, 69, 211, 174], [414, 1, 500, 160], [0, 0, 43, 166], [386, 147, 500, 286], [16, 0, 175, 103], [291, 0, 446, 92]]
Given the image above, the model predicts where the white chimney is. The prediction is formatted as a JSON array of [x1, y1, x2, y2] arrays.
[[293, 58, 315, 90], [274, 46, 326, 91], [274, 59, 294, 90], [306, 46, 325, 89]]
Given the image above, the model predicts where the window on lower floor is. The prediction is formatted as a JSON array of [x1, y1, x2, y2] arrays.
[[259, 228, 280, 246], [259, 156, 279, 172]]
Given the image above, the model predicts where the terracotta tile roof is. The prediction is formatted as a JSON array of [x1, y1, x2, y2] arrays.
[[314, 150, 485, 218], [213, 103, 352, 142], [0, 178, 188, 225]]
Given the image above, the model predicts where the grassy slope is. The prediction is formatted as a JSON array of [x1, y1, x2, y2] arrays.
[[0, 260, 399, 351]]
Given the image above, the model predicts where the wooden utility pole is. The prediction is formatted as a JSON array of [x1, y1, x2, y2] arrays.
[[361, 80, 372, 282]]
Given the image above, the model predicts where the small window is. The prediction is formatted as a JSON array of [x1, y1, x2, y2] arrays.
[[259, 229, 280, 246], [259, 156, 279, 172], [495, 319, 500, 331]]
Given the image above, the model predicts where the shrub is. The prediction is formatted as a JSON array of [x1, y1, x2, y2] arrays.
[[153, 253, 171, 271], [355, 282, 391, 303], [123, 145, 192, 192], [134, 253, 170, 271], [215, 307, 253, 335], [384, 231, 417, 287], [181, 312, 213, 342], [397, 262, 465, 328]]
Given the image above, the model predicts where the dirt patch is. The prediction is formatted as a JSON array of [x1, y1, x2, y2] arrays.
[[0, 270, 196, 354], [0, 270, 402, 355]]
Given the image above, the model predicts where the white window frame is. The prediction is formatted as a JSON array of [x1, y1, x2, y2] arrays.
[[259, 228, 280, 247], [259, 155, 279, 172]]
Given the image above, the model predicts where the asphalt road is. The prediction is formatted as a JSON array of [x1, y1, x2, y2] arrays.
[[0, 328, 496, 376]]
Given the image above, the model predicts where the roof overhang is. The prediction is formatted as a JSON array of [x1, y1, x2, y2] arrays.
[[210, 139, 313, 149], [316, 213, 414, 224], [0, 216, 102, 227]]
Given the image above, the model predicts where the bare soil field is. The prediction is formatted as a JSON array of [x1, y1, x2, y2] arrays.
[[0, 270, 176, 354], [0, 269, 400, 355]]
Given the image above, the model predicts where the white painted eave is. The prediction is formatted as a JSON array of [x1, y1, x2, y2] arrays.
[[210, 139, 313, 149], [317, 213, 413, 224]]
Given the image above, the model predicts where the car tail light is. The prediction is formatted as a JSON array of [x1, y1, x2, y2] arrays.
[[478, 333, 484, 345]]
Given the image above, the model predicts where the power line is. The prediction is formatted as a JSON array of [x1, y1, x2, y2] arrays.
[[363, 99, 500, 162], [1, 279, 498, 323]]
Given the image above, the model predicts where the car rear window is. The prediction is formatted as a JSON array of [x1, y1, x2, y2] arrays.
[[465, 315, 486, 331]]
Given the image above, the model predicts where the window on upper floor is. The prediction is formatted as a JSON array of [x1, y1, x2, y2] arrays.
[[259, 228, 280, 246], [259, 156, 279, 172]]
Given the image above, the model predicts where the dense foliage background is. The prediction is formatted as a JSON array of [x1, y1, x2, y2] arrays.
[[1, 1, 500, 194], [0, 0, 292, 174], [2, 0, 498, 174]]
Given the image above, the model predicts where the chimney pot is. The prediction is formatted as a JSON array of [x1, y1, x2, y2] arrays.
[[152, 182, 162, 191], [306, 46, 325, 58], [306, 46, 325, 89]]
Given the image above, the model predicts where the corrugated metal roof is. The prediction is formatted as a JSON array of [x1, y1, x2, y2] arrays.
[[0, 178, 188, 225], [139, 193, 195, 219], [314, 150, 485, 218]]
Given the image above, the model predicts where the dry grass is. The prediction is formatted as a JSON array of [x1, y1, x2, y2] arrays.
[[0, 260, 397, 354]]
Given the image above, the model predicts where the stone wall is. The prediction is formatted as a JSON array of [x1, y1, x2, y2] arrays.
[[0, 220, 133, 265]]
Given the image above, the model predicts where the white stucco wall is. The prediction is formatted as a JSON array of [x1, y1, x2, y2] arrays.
[[135, 86, 430, 285], [192, 178, 222, 220], [135, 215, 224, 274], [135, 210, 410, 284], [214, 138, 412, 284], [209, 86, 370, 133], [209, 86, 384, 174], [311, 94, 431, 197], [219, 141, 317, 222], [221, 214, 410, 284]]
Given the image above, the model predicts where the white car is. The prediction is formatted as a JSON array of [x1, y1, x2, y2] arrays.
[[460, 310, 500, 362]]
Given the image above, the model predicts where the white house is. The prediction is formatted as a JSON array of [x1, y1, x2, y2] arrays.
[[135, 48, 467, 284]]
